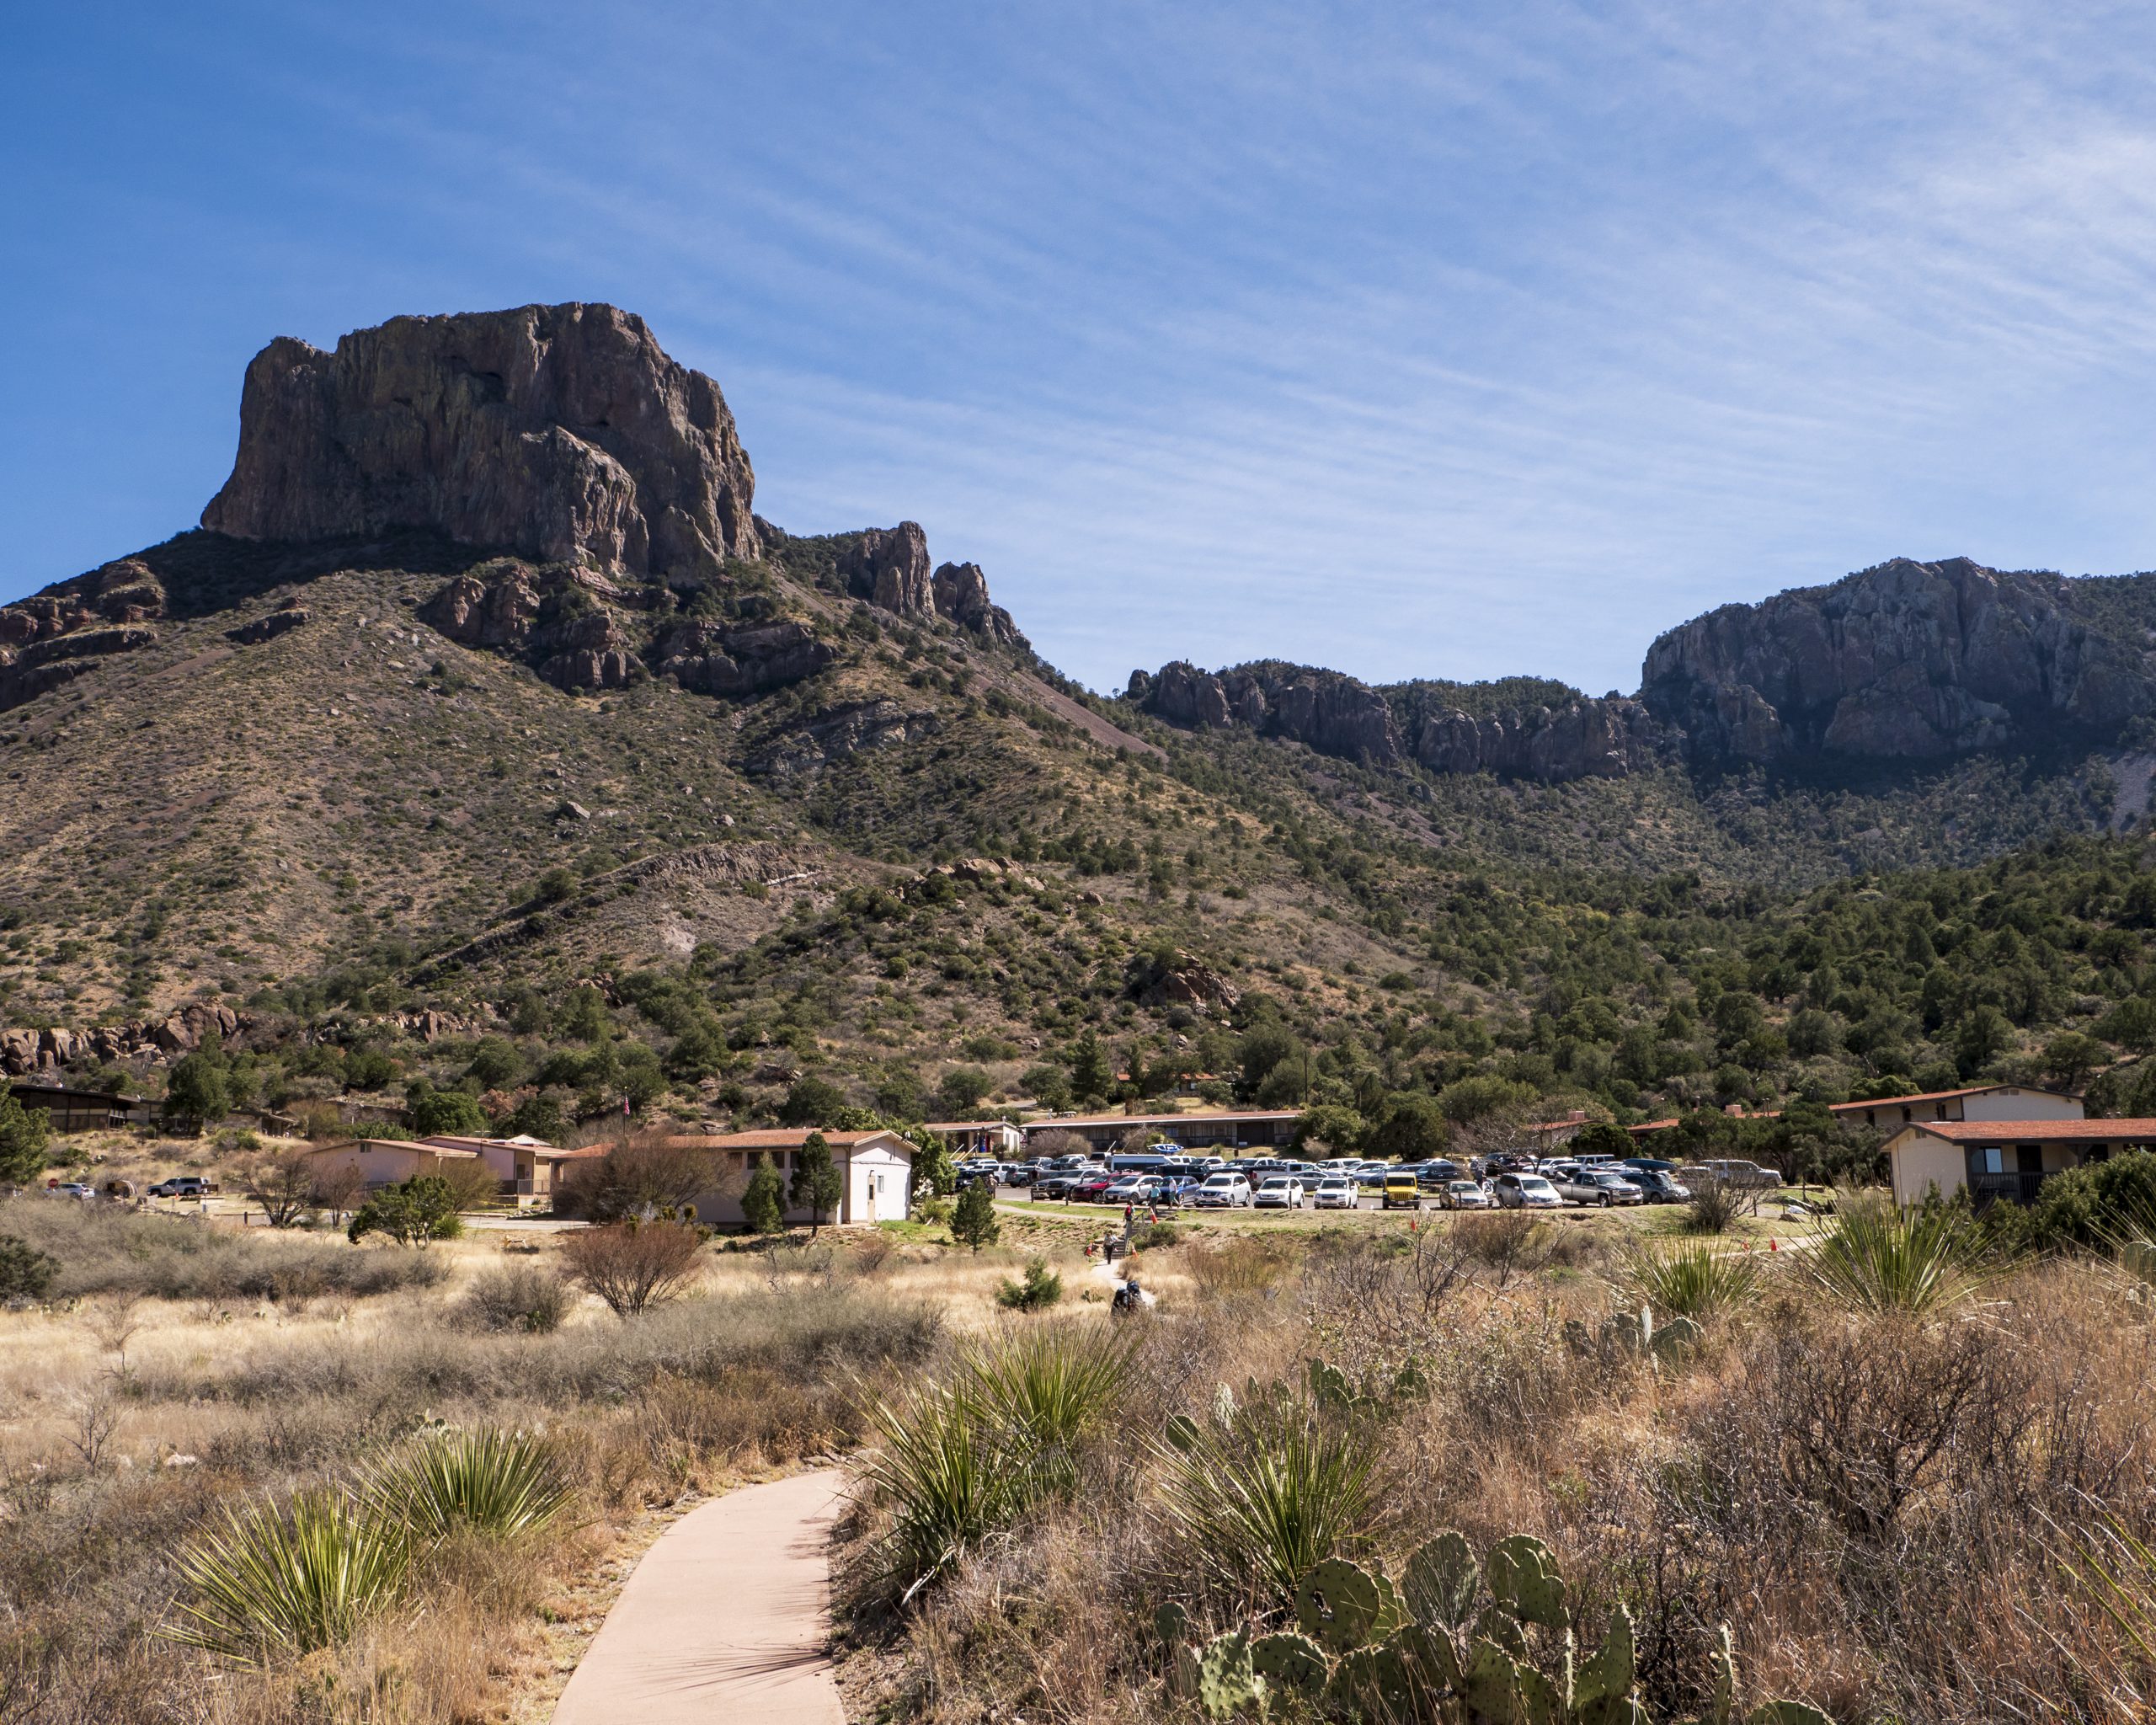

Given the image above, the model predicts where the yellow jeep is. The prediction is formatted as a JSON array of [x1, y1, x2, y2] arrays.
[[1381, 1170, 1423, 1210]]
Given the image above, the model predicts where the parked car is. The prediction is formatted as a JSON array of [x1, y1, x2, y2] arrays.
[[52, 1182, 97, 1201], [1629, 1169, 1690, 1204], [1415, 1158, 1463, 1190], [1072, 1173, 1121, 1204], [1381, 1170, 1425, 1210], [1441, 1179, 1493, 1210], [1492, 1172, 1563, 1209], [1577, 1170, 1646, 1206], [1103, 1175, 1164, 1205], [148, 1175, 216, 1198], [1698, 1159, 1783, 1190], [1253, 1175, 1306, 1210], [999, 1163, 1038, 1186], [1620, 1156, 1678, 1174], [1312, 1176, 1358, 1210], [1354, 1167, 1391, 1188], [1193, 1172, 1254, 1208]]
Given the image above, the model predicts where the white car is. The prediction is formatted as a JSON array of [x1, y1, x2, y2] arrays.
[[1492, 1172, 1563, 1209], [1698, 1159, 1783, 1190], [1252, 1176, 1305, 1210], [1312, 1177, 1358, 1210], [1193, 1172, 1253, 1208], [1442, 1180, 1493, 1210]]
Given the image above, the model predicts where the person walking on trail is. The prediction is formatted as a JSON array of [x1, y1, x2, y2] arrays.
[[1123, 1201, 1134, 1227]]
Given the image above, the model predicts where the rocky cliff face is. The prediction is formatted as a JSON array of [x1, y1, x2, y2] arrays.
[[201, 303, 760, 579], [1127, 661, 1403, 765], [1641, 557, 2156, 761], [1126, 660, 1661, 782]]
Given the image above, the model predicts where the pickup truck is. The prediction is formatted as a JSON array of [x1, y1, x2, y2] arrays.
[[148, 1175, 218, 1198]]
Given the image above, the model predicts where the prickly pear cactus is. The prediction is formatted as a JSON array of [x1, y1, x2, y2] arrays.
[[1574, 1603, 1636, 1725], [1486, 1534, 1567, 1631], [1195, 1629, 1263, 1720], [1296, 1557, 1385, 1653], [1250, 1631, 1329, 1697], [1745, 1706, 1834, 1725], [1155, 1600, 1189, 1647], [1703, 1623, 1737, 1725], [1463, 1636, 1527, 1725], [1404, 1529, 1481, 1627], [1474, 1601, 1531, 1658], [1388, 1620, 1462, 1694], [1327, 1643, 1412, 1717], [1371, 1569, 1409, 1637], [1650, 1315, 1704, 1360], [1163, 1413, 1202, 1453], [1308, 1358, 1354, 1407]]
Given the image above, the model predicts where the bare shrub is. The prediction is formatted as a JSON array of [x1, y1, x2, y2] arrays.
[[559, 1220, 703, 1316], [463, 1263, 569, 1333], [432, 1155, 502, 1214], [1185, 1235, 1296, 1298], [240, 1146, 321, 1228], [1450, 1210, 1558, 1288], [554, 1135, 719, 1221], [1684, 1183, 1744, 1233]]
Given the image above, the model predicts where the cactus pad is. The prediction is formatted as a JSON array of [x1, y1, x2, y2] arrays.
[[1250, 1632, 1330, 1696], [1747, 1706, 1834, 1725], [1163, 1413, 1202, 1454], [1196, 1630, 1262, 1719], [1651, 1316, 1704, 1359], [1155, 1600, 1189, 1648], [1405, 1530, 1482, 1627], [1296, 1557, 1385, 1653], [1486, 1534, 1567, 1631], [1575, 1603, 1636, 1723]]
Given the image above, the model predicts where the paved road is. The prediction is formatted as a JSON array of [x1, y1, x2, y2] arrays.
[[552, 1470, 846, 1725]]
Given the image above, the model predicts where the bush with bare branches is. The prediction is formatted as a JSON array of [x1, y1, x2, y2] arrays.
[[559, 1220, 704, 1316]]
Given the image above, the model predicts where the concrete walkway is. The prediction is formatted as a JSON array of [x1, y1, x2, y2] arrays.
[[552, 1470, 847, 1725]]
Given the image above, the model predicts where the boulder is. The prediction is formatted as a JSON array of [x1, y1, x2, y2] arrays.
[[201, 303, 760, 579]]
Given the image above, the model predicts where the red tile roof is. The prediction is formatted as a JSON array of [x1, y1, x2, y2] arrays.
[[1024, 1110, 1301, 1131], [653, 1130, 904, 1151]]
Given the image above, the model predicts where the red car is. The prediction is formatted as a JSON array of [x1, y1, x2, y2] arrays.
[[1071, 1174, 1119, 1204]]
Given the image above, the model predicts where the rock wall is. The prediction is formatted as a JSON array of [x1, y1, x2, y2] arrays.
[[1641, 557, 2156, 761], [0, 558, 166, 713], [201, 303, 760, 579], [1127, 661, 1403, 765]]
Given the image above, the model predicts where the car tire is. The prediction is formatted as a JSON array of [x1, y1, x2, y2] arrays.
[[1598, 1194, 1612, 1208]]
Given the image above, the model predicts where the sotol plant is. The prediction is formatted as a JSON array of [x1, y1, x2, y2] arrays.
[[1159, 1530, 1829, 1724]]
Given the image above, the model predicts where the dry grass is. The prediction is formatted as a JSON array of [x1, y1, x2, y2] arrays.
[[0, 1220, 943, 1724], [833, 1230, 2156, 1725]]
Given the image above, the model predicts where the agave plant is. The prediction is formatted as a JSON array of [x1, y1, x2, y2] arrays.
[[1616, 1238, 1763, 1320], [167, 1490, 411, 1664], [1807, 1189, 1993, 1316], [365, 1426, 576, 1542]]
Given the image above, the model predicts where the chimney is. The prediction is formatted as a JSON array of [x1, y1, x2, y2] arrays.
[[1723, 1103, 1744, 1118]]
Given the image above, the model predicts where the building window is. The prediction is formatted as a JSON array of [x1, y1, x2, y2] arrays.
[[1966, 1146, 2005, 1177]]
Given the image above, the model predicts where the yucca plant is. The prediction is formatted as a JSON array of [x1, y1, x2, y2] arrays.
[[1156, 1386, 1380, 1610], [167, 1490, 410, 1664], [2063, 1517, 2156, 1674], [1807, 1190, 1993, 1316], [861, 1381, 1024, 1605], [364, 1426, 575, 1543], [1616, 1238, 1763, 1320], [965, 1322, 1132, 1482]]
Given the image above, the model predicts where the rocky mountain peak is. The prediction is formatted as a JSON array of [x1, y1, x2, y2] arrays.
[[200, 303, 760, 579], [1641, 555, 2156, 761]]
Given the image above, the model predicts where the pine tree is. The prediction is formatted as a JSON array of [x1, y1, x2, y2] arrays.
[[951, 1179, 1000, 1253], [0, 1086, 51, 1188], [1068, 1031, 1112, 1105], [741, 1156, 786, 1234], [788, 1131, 844, 1236]]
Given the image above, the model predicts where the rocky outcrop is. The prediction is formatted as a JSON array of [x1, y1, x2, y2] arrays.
[[419, 559, 835, 698], [1641, 557, 2156, 761], [840, 524, 934, 616], [0, 559, 166, 713], [225, 606, 308, 645], [646, 617, 835, 696], [1412, 697, 1662, 782], [1127, 661, 1402, 766], [1, 1003, 247, 1074], [201, 303, 760, 579], [0, 625, 160, 714], [931, 562, 1022, 643], [745, 699, 937, 778]]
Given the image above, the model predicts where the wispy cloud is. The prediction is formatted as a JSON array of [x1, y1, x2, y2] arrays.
[[12, 1, 2156, 697]]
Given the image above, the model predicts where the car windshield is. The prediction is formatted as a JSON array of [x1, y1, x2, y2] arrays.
[[1522, 1178, 1556, 1192], [1202, 1175, 1235, 1186]]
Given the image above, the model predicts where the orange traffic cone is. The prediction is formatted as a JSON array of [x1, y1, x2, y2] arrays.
[[1769, 1236, 1780, 1252]]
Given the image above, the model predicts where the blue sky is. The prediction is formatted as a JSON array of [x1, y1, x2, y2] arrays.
[[10, 3, 2156, 697]]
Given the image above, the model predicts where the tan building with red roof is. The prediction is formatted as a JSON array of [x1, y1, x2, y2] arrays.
[[1886, 1117, 2155, 1208], [653, 1130, 914, 1226]]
